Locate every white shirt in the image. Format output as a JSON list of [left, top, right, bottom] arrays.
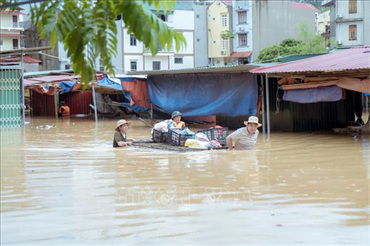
[[228, 127, 259, 150]]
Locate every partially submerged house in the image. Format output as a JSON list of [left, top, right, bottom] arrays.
[[128, 64, 261, 127], [250, 46, 370, 132]]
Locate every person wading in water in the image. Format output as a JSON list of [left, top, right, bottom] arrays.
[[113, 119, 135, 147]]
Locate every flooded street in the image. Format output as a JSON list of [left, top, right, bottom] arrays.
[[1, 117, 369, 245]]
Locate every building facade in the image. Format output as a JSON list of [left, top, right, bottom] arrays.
[[0, 7, 25, 51], [323, 0, 370, 48], [122, 2, 195, 73], [317, 10, 331, 34], [231, 0, 253, 64], [179, 0, 210, 67], [251, 1, 319, 62], [207, 0, 232, 66]]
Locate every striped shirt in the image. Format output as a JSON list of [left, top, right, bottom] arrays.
[[228, 127, 259, 150]]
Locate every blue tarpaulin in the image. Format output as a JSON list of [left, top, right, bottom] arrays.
[[147, 73, 258, 117], [283, 86, 343, 103], [97, 77, 122, 91], [60, 81, 76, 94]]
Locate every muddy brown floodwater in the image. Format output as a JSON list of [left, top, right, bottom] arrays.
[[1, 117, 369, 245]]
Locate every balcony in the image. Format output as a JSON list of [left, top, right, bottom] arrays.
[[143, 45, 174, 55]]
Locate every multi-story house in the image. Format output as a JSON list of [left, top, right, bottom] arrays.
[[207, 0, 233, 66], [323, 0, 370, 48], [317, 10, 331, 34], [121, 2, 195, 73], [231, 0, 253, 65], [32, 2, 194, 73], [251, 1, 319, 62], [209, 0, 319, 65], [0, 7, 25, 51], [179, 0, 209, 67]]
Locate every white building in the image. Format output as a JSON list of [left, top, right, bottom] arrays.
[[58, 2, 195, 73], [0, 7, 25, 51], [121, 2, 195, 73]]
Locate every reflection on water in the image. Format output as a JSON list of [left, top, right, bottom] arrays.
[[1, 117, 369, 245]]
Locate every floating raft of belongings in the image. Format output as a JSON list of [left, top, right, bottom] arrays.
[[132, 139, 228, 152]]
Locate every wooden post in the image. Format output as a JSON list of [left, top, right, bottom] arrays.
[[92, 84, 98, 122], [265, 73, 270, 136], [20, 51, 25, 126], [54, 85, 58, 119], [260, 74, 266, 135], [150, 103, 153, 120]]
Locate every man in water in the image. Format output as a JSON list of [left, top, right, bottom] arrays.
[[226, 116, 262, 150]]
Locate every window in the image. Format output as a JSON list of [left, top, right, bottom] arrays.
[[153, 61, 161, 70], [130, 61, 137, 71], [0, 40, 3, 45], [12, 15, 18, 27], [99, 59, 104, 72], [349, 25, 357, 40], [12, 39, 18, 49], [222, 39, 228, 50], [174, 57, 183, 64], [221, 14, 227, 27], [349, 0, 357, 13], [238, 33, 247, 46], [65, 64, 71, 69], [130, 34, 137, 46], [238, 11, 247, 24]]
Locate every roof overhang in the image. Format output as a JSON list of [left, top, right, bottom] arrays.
[[127, 64, 259, 76], [0, 46, 51, 56], [230, 51, 252, 58]]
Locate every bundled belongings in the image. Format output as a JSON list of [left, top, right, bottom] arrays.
[[152, 120, 171, 143], [169, 127, 195, 146], [184, 132, 223, 150]]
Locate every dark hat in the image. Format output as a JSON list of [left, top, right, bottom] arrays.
[[171, 111, 182, 119], [60, 101, 66, 106]]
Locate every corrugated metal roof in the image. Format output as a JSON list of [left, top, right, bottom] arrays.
[[24, 70, 74, 77], [127, 64, 259, 76], [250, 47, 370, 74]]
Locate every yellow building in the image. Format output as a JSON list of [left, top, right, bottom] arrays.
[[207, 0, 232, 66], [317, 10, 330, 34]]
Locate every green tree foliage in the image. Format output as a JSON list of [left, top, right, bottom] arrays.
[[0, 0, 186, 85], [220, 30, 234, 40], [256, 22, 328, 63]]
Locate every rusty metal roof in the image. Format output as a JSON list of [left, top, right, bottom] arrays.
[[250, 47, 370, 75]]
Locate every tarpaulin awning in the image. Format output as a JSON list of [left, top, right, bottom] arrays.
[[60, 81, 76, 94], [147, 73, 258, 117], [283, 86, 343, 103], [230, 51, 252, 58], [119, 77, 150, 110], [336, 78, 370, 94], [281, 78, 370, 93], [97, 76, 122, 91]]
